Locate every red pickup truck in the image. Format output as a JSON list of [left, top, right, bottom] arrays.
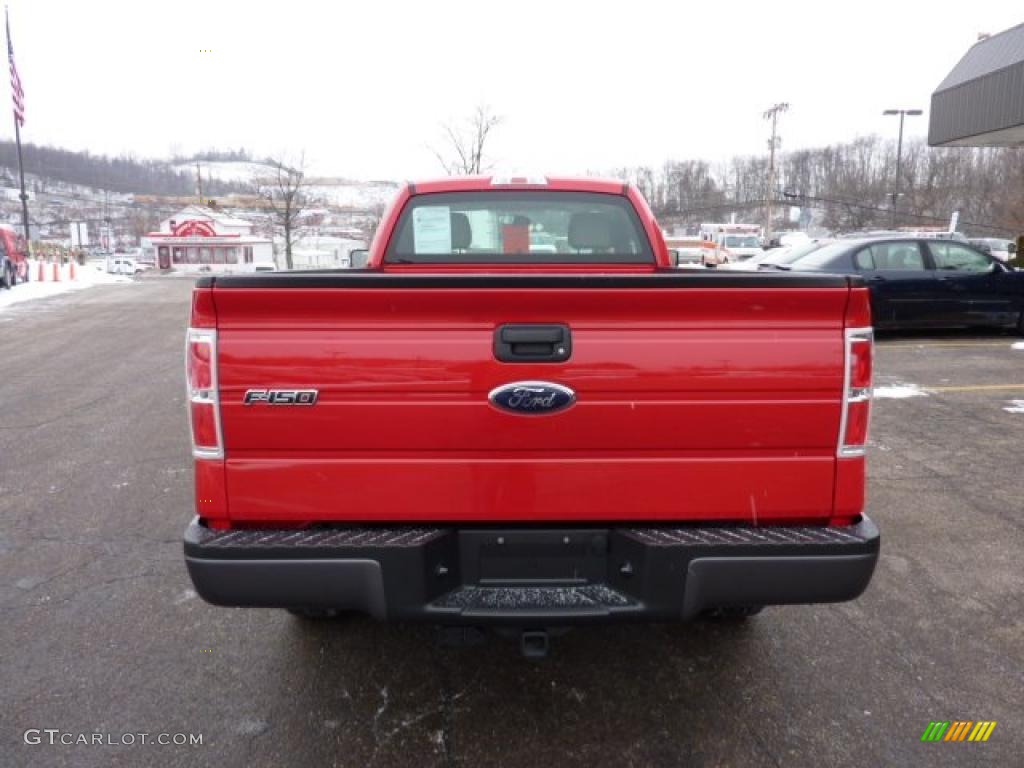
[[184, 176, 878, 651], [0, 225, 30, 288]]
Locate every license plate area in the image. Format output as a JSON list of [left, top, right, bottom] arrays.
[[458, 529, 609, 586]]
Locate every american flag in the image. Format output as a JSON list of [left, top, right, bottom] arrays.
[[6, 11, 23, 126]]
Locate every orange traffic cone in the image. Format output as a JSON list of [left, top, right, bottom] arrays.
[[69, 261, 77, 280], [52, 262, 60, 281], [37, 261, 44, 281]]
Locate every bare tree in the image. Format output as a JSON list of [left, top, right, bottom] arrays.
[[128, 207, 159, 241], [433, 105, 502, 176], [253, 155, 307, 270]]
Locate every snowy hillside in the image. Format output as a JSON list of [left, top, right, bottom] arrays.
[[171, 161, 274, 184], [305, 179, 398, 209], [176, 161, 399, 209]]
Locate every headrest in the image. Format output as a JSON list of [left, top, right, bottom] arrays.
[[568, 212, 612, 250], [451, 212, 472, 250]]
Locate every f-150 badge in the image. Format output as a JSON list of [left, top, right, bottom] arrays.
[[243, 389, 319, 405], [488, 382, 575, 415]]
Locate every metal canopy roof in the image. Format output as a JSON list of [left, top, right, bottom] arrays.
[[929, 23, 1024, 147]]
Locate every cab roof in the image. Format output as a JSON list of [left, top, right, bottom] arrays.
[[407, 176, 629, 195]]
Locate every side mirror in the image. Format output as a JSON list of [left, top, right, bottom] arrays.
[[668, 249, 680, 267], [349, 249, 369, 269], [1008, 243, 1017, 255]]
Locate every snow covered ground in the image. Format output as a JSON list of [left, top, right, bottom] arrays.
[[0, 261, 133, 312], [873, 383, 928, 399]]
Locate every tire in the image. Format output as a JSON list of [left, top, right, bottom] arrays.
[[1, 263, 11, 290], [702, 605, 764, 621], [1016, 312, 1024, 336]]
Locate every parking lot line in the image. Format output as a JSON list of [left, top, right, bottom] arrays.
[[925, 383, 1024, 393]]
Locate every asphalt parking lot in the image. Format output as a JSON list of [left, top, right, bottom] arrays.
[[1, 278, 1021, 767]]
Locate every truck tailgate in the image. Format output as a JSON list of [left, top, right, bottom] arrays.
[[210, 274, 852, 524]]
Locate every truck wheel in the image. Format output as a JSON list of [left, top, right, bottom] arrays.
[[1016, 312, 1024, 336], [286, 607, 353, 620], [702, 605, 764, 620], [1, 264, 11, 290]]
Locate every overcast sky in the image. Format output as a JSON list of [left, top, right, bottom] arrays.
[[7, 1, 1022, 179]]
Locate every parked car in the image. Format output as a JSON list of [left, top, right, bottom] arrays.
[[182, 175, 880, 654], [967, 238, 1016, 263], [0, 225, 29, 287], [107, 257, 145, 275], [665, 238, 712, 267], [789, 237, 1024, 332], [719, 246, 790, 270], [664, 237, 727, 266], [722, 239, 832, 271]]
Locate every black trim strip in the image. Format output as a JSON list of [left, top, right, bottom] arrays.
[[203, 271, 862, 289], [388, 252, 653, 264]]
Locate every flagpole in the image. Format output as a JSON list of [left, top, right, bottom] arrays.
[[6, 6, 29, 244], [13, 98, 29, 243]]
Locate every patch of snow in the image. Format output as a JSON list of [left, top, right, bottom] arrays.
[[235, 719, 269, 737], [873, 384, 928, 399], [1003, 400, 1024, 414], [1012, 342, 1024, 351], [0, 261, 133, 312]]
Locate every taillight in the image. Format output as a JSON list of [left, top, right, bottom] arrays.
[[839, 327, 873, 457], [186, 328, 223, 459]]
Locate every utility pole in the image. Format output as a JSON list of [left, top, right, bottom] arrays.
[[196, 161, 203, 205], [6, 8, 30, 248], [883, 109, 922, 228], [102, 189, 109, 252], [763, 102, 789, 243]]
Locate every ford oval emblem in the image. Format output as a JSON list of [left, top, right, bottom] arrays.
[[488, 381, 576, 415]]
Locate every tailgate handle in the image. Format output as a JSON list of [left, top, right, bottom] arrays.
[[495, 324, 572, 362]]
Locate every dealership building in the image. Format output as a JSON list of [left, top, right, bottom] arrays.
[[930, 23, 1024, 148], [142, 205, 274, 273]]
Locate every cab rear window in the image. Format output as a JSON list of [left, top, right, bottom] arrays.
[[385, 191, 653, 264]]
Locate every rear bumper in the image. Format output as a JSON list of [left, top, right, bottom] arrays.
[[184, 516, 879, 624]]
